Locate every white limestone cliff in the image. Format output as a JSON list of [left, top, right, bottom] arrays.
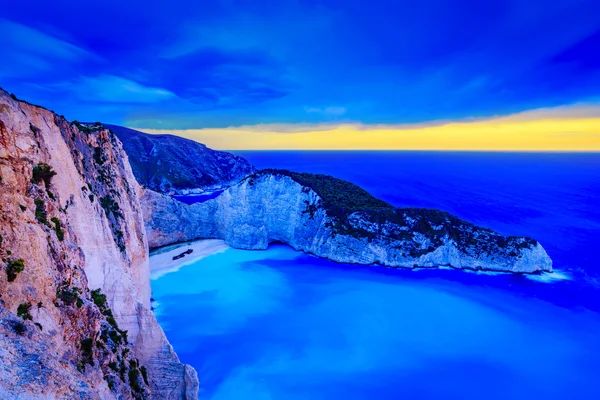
[[0, 90, 198, 399], [143, 173, 552, 274]]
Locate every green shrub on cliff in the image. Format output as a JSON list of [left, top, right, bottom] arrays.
[[56, 284, 81, 306], [50, 217, 64, 241], [17, 302, 32, 320], [34, 199, 49, 225], [72, 121, 104, 135], [99, 195, 123, 219], [252, 169, 392, 236], [6, 258, 25, 282], [31, 163, 57, 186], [253, 169, 537, 256], [256, 169, 392, 214], [80, 338, 95, 366], [128, 361, 142, 392], [91, 289, 107, 309], [93, 146, 107, 165], [12, 321, 26, 335], [140, 365, 149, 385]]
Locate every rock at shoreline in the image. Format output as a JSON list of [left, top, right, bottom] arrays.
[[143, 170, 552, 274]]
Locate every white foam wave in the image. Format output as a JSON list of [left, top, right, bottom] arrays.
[[526, 269, 572, 283]]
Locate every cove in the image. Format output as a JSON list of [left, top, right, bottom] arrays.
[[150, 243, 600, 400]]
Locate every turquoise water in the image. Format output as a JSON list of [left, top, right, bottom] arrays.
[[152, 152, 600, 399], [152, 246, 600, 399]]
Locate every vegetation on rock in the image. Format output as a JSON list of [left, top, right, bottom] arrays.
[[6, 258, 25, 282], [99, 196, 126, 252], [80, 338, 95, 366], [50, 217, 64, 241], [140, 365, 149, 386], [91, 289, 128, 344], [99, 195, 123, 219], [11, 321, 26, 335], [17, 302, 32, 320], [128, 360, 142, 392], [72, 121, 104, 135], [257, 169, 392, 213], [93, 146, 107, 165], [34, 199, 49, 225], [91, 289, 107, 308], [56, 283, 82, 306], [31, 163, 57, 186], [251, 169, 537, 258]]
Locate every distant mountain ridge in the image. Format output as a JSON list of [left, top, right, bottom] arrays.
[[107, 125, 255, 194]]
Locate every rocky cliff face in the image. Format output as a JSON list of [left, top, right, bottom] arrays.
[[0, 90, 198, 399], [108, 124, 255, 194], [143, 171, 552, 274]]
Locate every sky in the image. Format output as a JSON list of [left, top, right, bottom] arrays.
[[2, 0, 600, 150]]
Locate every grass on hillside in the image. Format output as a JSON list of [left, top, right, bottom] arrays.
[[250, 169, 536, 256]]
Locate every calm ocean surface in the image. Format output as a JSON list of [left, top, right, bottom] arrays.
[[151, 152, 600, 399]]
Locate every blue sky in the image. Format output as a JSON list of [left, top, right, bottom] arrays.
[[1, 0, 600, 129]]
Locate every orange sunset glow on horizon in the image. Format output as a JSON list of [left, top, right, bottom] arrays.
[[139, 105, 600, 151]]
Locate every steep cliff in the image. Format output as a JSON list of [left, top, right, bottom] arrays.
[[143, 170, 552, 273], [0, 90, 197, 399], [108, 124, 254, 194]]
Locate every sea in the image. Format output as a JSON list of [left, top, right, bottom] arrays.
[[150, 151, 600, 399]]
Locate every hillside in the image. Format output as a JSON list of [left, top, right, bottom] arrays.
[[108, 125, 254, 194], [251, 169, 538, 258]]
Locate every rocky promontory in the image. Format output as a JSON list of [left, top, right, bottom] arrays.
[[143, 170, 552, 274]]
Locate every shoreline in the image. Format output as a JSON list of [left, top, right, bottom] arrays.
[[149, 239, 229, 279], [148, 239, 562, 283]]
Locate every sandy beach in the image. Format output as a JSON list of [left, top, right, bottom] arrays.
[[149, 239, 229, 280]]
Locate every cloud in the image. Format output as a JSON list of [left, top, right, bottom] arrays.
[[51, 75, 177, 104], [137, 103, 600, 151], [0, 18, 101, 80], [499, 102, 600, 121], [122, 47, 292, 110], [79, 75, 175, 104], [305, 107, 347, 116], [219, 123, 343, 134], [2, 1, 600, 128]]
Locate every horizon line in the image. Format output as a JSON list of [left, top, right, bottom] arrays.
[[138, 112, 600, 151], [222, 149, 600, 153]]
